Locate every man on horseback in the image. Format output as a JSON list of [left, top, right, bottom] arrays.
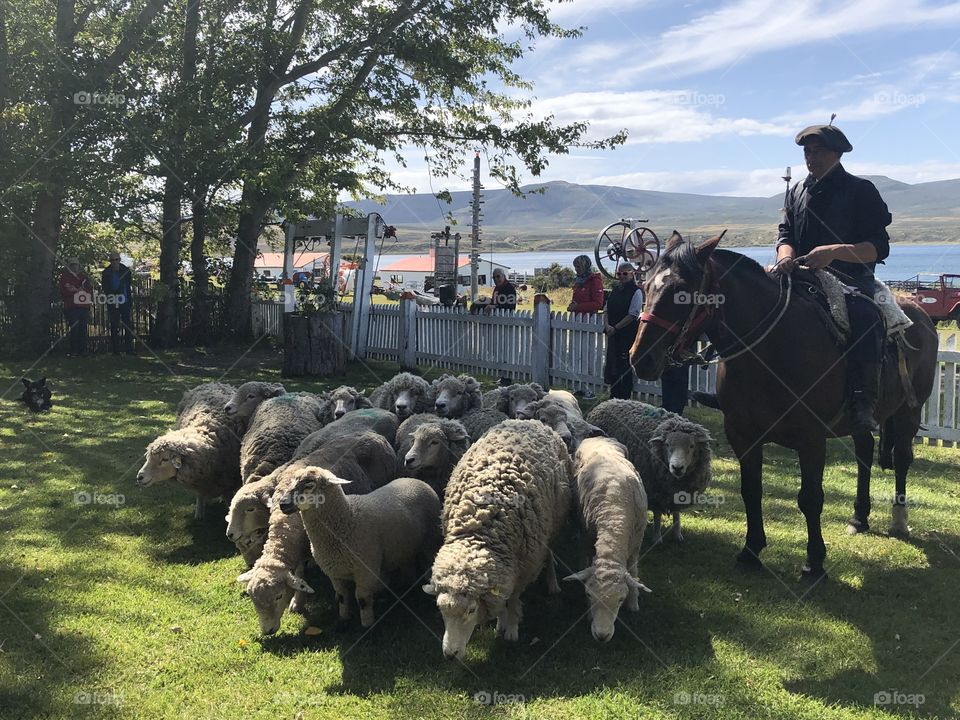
[[771, 123, 892, 434]]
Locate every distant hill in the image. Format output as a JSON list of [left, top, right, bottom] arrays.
[[349, 176, 960, 250]]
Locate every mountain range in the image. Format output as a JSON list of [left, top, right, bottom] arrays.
[[349, 176, 960, 250]]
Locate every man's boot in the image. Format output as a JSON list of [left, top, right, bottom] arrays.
[[850, 361, 880, 434]]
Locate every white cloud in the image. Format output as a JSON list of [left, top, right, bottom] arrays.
[[528, 90, 789, 144], [623, 0, 960, 79]]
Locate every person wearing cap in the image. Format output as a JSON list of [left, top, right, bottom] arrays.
[[490, 269, 517, 312], [101, 252, 134, 354], [771, 123, 892, 433], [603, 263, 644, 399], [567, 255, 605, 314], [58, 257, 93, 355]]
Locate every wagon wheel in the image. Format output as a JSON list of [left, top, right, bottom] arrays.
[[594, 221, 634, 279], [623, 226, 660, 272]]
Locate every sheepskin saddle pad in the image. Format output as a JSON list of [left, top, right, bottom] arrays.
[[792, 270, 913, 346]]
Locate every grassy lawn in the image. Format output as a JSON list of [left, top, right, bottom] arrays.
[[1, 347, 959, 719]]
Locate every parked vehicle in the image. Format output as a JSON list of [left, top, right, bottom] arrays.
[[888, 274, 960, 326]]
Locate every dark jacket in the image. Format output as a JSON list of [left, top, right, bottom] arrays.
[[101, 264, 133, 305], [606, 280, 641, 346], [571, 272, 605, 313], [491, 280, 517, 311], [776, 164, 891, 286]]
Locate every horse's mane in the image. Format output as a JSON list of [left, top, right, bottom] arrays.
[[661, 243, 770, 283]]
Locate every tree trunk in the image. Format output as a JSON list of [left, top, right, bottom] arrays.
[[153, 175, 182, 347], [18, 185, 64, 351], [283, 313, 346, 377], [189, 186, 210, 342]]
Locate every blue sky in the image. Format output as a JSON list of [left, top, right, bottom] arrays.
[[388, 0, 960, 197]]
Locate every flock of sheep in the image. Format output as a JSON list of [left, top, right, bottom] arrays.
[[135, 372, 713, 657]]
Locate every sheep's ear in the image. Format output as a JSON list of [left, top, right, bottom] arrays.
[[267, 383, 286, 397], [448, 426, 470, 444], [285, 572, 315, 593], [563, 568, 593, 583], [531, 383, 546, 398], [37, 377, 46, 386], [356, 393, 373, 409], [587, 424, 606, 438], [649, 434, 664, 446], [327, 475, 351, 485], [627, 577, 653, 594], [422, 583, 438, 595], [236, 570, 254, 583], [21, 378, 30, 388]]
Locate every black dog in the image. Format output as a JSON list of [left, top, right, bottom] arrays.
[[20, 377, 52, 412]]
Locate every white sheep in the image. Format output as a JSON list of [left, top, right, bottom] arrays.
[[484, 383, 583, 420], [224, 381, 287, 421], [236, 504, 313, 636], [520, 397, 604, 452], [369, 372, 433, 420], [401, 418, 471, 499], [294, 408, 399, 458], [424, 420, 572, 659], [137, 383, 245, 519], [565, 436, 651, 642], [226, 431, 396, 564], [432, 374, 483, 418], [239, 392, 327, 483], [586, 399, 713, 543], [275, 468, 442, 628]]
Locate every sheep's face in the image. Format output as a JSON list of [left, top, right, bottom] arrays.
[[433, 375, 479, 417], [653, 429, 699, 478], [330, 387, 363, 419], [275, 468, 346, 514], [137, 440, 186, 486], [521, 402, 573, 450], [508, 388, 542, 418], [238, 567, 314, 636], [224, 382, 285, 419], [427, 590, 492, 660], [565, 564, 648, 642], [393, 387, 422, 419], [405, 423, 468, 474], [225, 492, 270, 544]]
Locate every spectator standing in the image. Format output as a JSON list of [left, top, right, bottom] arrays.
[[490, 269, 517, 311], [101, 252, 134, 355], [567, 254, 604, 314], [58, 257, 93, 356], [603, 263, 643, 399]]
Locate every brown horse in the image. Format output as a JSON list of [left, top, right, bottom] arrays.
[[630, 232, 938, 579]]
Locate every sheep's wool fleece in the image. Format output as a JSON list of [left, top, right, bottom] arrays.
[[438, 420, 571, 594]]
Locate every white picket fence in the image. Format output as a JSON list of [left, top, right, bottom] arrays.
[[254, 299, 960, 445]]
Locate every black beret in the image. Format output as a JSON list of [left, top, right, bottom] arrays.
[[795, 124, 852, 153]]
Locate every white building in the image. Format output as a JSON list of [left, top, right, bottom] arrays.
[[380, 253, 511, 292]]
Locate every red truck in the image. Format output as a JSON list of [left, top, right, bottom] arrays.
[[888, 274, 960, 326]]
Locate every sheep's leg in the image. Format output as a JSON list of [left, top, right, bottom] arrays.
[[354, 565, 384, 628], [193, 497, 205, 521], [652, 513, 663, 544], [544, 552, 561, 595], [330, 578, 353, 620], [626, 553, 640, 612], [671, 511, 684, 542], [496, 594, 522, 642]]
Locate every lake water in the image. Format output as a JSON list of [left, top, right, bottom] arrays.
[[379, 244, 960, 280]]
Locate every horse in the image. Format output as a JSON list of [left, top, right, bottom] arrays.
[[629, 232, 938, 579]]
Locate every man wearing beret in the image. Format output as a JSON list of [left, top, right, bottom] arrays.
[[771, 123, 892, 434]]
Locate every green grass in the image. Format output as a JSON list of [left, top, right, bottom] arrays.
[[1, 348, 959, 719]]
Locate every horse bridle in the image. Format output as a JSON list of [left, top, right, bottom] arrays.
[[640, 258, 793, 366]]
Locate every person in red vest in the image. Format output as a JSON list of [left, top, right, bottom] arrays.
[[567, 254, 604, 314], [58, 257, 93, 355]]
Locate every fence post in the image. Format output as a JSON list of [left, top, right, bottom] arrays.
[[398, 293, 418, 371], [532, 294, 551, 387]]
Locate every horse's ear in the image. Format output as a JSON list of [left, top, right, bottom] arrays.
[[666, 231, 684, 250], [694, 229, 726, 265]]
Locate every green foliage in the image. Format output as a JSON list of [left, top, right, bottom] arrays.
[[532, 262, 576, 290]]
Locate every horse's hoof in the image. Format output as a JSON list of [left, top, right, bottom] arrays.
[[889, 505, 909, 538], [735, 548, 764, 571], [847, 519, 869, 535], [800, 564, 827, 583]]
